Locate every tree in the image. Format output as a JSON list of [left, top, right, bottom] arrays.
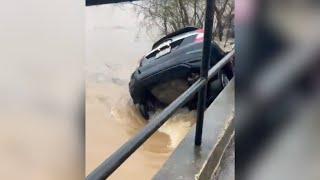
[[132, 0, 234, 47]]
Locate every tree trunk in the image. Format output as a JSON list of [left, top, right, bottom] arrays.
[[178, 0, 190, 26]]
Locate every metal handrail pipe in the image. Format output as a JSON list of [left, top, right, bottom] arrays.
[[86, 0, 137, 6]]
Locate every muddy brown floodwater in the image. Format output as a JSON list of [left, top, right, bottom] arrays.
[[86, 3, 196, 180]]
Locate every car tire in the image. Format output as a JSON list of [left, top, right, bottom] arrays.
[[138, 104, 149, 119], [219, 71, 230, 88], [206, 70, 231, 106], [207, 77, 223, 105]]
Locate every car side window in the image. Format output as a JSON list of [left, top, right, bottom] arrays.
[[181, 35, 196, 46], [170, 39, 184, 50]]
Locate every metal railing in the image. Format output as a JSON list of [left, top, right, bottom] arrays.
[[87, 50, 234, 179], [87, 0, 234, 179], [86, 0, 137, 6]]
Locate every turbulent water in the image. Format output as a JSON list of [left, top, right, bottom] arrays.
[[86, 4, 196, 179]]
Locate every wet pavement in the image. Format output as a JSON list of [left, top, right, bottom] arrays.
[[212, 138, 235, 180]]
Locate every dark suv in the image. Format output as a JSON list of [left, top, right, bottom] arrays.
[[129, 27, 233, 119]]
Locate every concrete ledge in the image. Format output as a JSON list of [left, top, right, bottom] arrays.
[[210, 134, 234, 180], [153, 79, 234, 180], [198, 119, 234, 180]]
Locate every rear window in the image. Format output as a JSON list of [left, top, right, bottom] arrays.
[[145, 39, 183, 59], [145, 50, 158, 59], [145, 34, 196, 59]]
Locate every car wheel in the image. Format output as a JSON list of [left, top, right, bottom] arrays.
[[220, 72, 230, 88], [138, 104, 149, 119], [207, 78, 222, 105]]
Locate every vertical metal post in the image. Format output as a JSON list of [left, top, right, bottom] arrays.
[[195, 0, 215, 146]]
